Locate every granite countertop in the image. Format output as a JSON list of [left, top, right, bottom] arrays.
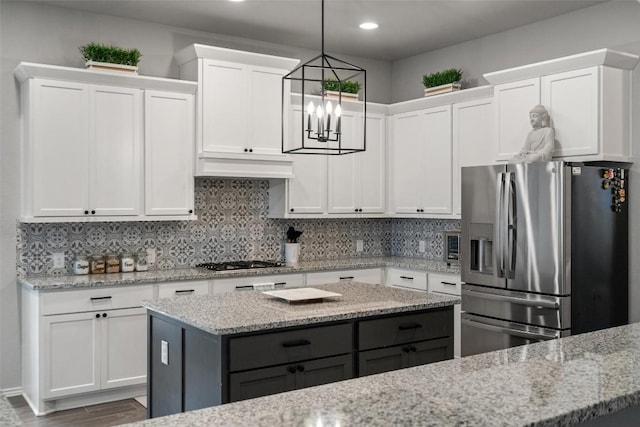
[[123, 322, 640, 427], [143, 282, 459, 335], [18, 256, 460, 291]]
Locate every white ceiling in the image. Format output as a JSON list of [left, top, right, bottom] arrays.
[[27, 0, 607, 61]]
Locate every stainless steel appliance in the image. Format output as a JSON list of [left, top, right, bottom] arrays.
[[444, 230, 460, 265], [196, 260, 283, 271], [461, 161, 628, 357]]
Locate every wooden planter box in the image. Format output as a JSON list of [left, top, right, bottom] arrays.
[[424, 82, 461, 97], [325, 90, 359, 101], [85, 60, 138, 74]]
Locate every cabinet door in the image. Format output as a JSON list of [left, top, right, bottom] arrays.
[[31, 79, 89, 217], [420, 105, 452, 214], [327, 110, 360, 214], [408, 338, 453, 367], [494, 78, 540, 160], [541, 67, 599, 158], [358, 345, 408, 377], [228, 364, 296, 403], [101, 308, 147, 389], [145, 90, 195, 216], [249, 66, 288, 155], [90, 85, 142, 216], [43, 312, 100, 398], [390, 112, 422, 214], [359, 113, 386, 213], [452, 97, 495, 215], [296, 354, 353, 389], [201, 60, 247, 153]]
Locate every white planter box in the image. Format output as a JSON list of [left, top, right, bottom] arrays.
[[424, 82, 461, 97], [325, 90, 359, 101], [85, 60, 138, 74]]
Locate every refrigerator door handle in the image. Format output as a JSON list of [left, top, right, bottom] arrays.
[[462, 288, 560, 309], [461, 318, 561, 341], [495, 173, 506, 277], [505, 172, 516, 278]]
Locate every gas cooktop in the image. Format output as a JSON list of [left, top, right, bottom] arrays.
[[196, 260, 283, 271]]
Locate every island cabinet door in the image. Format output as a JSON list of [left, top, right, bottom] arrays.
[[228, 364, 296, 403], [357, 346, 408, 377], [294, 354, 354, 390], [408, 338, 453, 368]]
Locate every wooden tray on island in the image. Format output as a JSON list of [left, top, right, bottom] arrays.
[[262, 288, 342, 304]]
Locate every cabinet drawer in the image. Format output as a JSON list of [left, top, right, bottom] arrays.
[[212, 274, 305, 294], [228, 323, 352, 372], [385, 268, 427, 292], [305, 269, 381, 286], [41, 285, 153, 315], [358, 309, 453, 351], [428, 273, 461, 296], [157, 280, 209, 299]]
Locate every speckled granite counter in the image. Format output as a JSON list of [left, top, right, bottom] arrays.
[[18, 257, 459, 291], [124, 322, 640, 427], [142, 282, 459, 335]]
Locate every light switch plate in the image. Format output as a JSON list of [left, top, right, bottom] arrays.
[[419, 241, 426, 253], [161, 340, 169, 365], [356, 240, 363, 252], [53, 253, 65, 268]]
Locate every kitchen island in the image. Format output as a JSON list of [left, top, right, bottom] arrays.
[[143, 282, 458, 418], [129, 320, 640, 427]]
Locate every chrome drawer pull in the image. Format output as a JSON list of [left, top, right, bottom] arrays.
[[281, 339, 311, 348], [398, 322, 422, 330], [400, 276, 414, 280], [90, 296, 112, 302], [175, 289, 194, 294]]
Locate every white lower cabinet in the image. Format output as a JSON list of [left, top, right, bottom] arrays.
[[156, 280, 210, 299], [427, 272, 461, 358], [22, 285, 153, 415], [212, 274, 305, 294], [305, 269, 382, 286], [385, 268, 428, 292]]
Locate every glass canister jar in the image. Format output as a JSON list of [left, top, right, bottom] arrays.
[[135, 251, 148, 272], [120, 253, 135, 273], [105, 254, 120, 273], [89, 255, 105, 274], [72, 255, 89, 275]]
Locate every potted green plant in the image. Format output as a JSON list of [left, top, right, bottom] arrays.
[[79, 42, 142, 74], [323, 79, 361, 100], [422, 68, 462, 97]]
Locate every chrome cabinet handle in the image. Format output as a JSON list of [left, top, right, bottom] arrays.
[[462, 289, 560, 309], [461, 318, 559, 341]]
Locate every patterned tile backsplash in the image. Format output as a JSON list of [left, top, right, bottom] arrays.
[[17, 178, 460, 276]]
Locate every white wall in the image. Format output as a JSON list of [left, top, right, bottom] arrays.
[[391, 0, 640, 324], [0, 1, 391, 393]]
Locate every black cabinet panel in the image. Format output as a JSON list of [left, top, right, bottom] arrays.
[[411, 338, 452, 367], [184, 329, 221, 411], [296, 354, 353, 389], [228, 323, 352, 372], [358, 308, 453, 351], [358, 346, 407, 377], [229, 364, 296, 402], [149, 316, 182, 419]]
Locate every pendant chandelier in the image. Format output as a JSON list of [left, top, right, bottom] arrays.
[[282, 0, 366, 155]]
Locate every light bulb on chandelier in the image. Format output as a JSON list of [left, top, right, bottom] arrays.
[[305, 99, 342, 143]]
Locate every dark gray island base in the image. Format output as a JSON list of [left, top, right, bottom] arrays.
[[144, 282, 458, 418]]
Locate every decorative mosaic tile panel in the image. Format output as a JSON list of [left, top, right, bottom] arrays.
[[17, 178, 456, 276]]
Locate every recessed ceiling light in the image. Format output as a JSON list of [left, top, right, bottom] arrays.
[[359, 22, 378, 30]]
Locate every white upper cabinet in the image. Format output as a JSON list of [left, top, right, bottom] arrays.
[[144, 90, 195, 216], [328, 112, 385, 214], [485, 49, 639, 163], [175, 44, 300, 178], [15, 62, 197, 222], [390, 105, 452, 216]]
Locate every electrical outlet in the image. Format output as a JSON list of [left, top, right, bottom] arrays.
[[161, 340, 169, 365], [419, 240, 426, 253], [147, 248, 156, 265], [356, 240, 364, 252], [52, 252, 65, 268]]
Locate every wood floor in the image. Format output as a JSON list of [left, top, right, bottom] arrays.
[[7, 396, 147, 426]]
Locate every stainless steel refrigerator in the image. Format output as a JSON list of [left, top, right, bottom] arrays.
[[461, 161, 628, 357]]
